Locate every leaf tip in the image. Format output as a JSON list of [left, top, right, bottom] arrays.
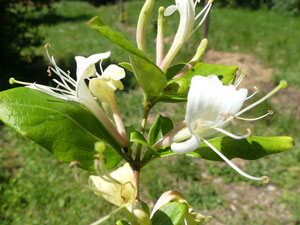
[[86, 16, 99, 26]]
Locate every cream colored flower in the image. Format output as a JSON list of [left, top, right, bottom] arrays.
[[89, 163, 136, 206], [89, 64, 126, 104]]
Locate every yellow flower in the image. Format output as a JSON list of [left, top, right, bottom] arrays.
[[89, 163, 136, 206]]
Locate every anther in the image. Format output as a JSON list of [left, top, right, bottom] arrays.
[[47, 66, 52, 77], [220, 113, 234, 121], [262, 175, 269, 184], [68, 161, 82, 168], [44, 43, 51, 49], [247, 128, 252, 137], [268, 110, 274, 115], [254, 86, 259, 93]]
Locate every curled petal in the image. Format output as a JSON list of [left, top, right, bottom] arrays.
[[89, 163, 136, 206], [75, 52, 111, 80], [171, 135, 201, 154], [102, 64, 126, 80], [164, 4, 177, 16]]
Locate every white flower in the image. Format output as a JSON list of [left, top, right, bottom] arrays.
[[11, 45, 128, 146], [170, 75, 285, 181], [160, 0, 213, 70], [89, 162, 151, 225], [89, 163, 137, 206], [89, 64, 128, 140], [89, 64, 126, 104]]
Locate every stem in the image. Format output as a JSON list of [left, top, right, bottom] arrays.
[[134, 166, 140, 202], [135, 101, 151, 162], [133, 98, 152, 202]]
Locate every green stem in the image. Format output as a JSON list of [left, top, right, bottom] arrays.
[[133, 98, 152, 202]]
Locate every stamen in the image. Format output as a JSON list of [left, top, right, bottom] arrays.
[[262, 175, 270, 184], [245, 86, 259, 100], [220, 113, 235, 121], [214, 127, 250, 139], [234, 70, 247, 88], [99, 59, 104, 74], [194, 3, 212, 32], [195, 0, 211, 21], [236, 81, 287, 117], [44, 43, 51, 49], [194, 0, 198, 9], [201, 137, 264, 181], [236, 110, 273, 121]]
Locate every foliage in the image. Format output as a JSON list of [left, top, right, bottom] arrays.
[[0, 0, 56, 91], [0, 0, 298, 225]]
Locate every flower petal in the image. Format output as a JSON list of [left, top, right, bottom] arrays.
[[164, 5, 177, 16], [102, 64, 126, 80], [171, 135, 201, 154], [75, 52, 111, 80], [89, 163, 136, 206], [186, 75, 248, 133], [89, 78, 115, 103]]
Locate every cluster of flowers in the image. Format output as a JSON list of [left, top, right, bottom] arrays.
[[10, 0, 287, 224]]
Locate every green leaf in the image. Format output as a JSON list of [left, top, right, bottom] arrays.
[[87, 16, 167, 98], [159, 62, 238, 103], [87, 16, 148, 62], [166, 63, 185, 80], [119, 62, 133, 73], [148, 115, 174, 146], [129, 55, 167, 98], [130, 131, 156, 152], [184, 62, 238, 85], [151, 202, 187, 225], [0, 88, 123, 170], [159, 136, 294, 161]]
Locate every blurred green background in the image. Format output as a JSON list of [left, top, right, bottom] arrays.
[[0, 0, 300, 224]]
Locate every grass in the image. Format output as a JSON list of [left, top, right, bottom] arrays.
[[1, 0, 300, 224]]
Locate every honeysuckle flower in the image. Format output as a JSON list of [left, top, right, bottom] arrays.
[[89, 163, 136, 207], [158, 75, 286, 181], [89, 64, 127, 140], [10, 45, 128, 146], [160, 0, 213, 71], [89, 64, 125, 104], [89, 160, 151, 225], [151, 190, 211, 225]]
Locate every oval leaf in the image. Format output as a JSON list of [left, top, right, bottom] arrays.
[[130, 54, 167, 98], [159, 136, 294, 161], [184, 62, 238, 85], [0, 88, 123, 170], [151, 202, 187, 225], [148, 115, 174, 146]]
